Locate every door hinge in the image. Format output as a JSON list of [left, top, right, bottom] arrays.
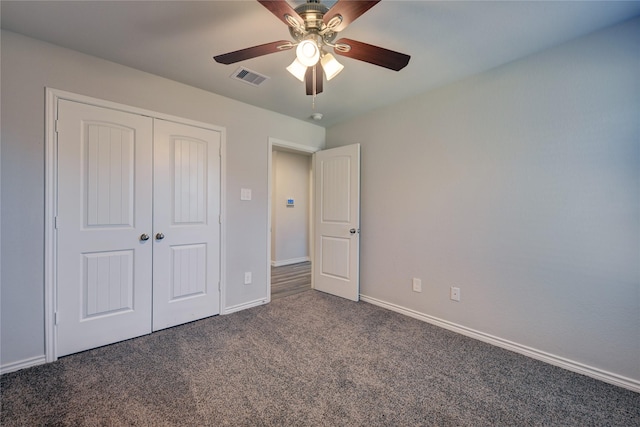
[[55, 120, 60, 133], [219, 215, 222, 224], [54, 312, 59, 325], [54, 216, 59, 229]]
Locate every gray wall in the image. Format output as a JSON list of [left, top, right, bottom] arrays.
[[271, 150, 311, 265], [326, 18, 639, 382], [0, 30, 325, 367]]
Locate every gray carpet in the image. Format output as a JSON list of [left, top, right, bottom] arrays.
[[1, 291, 638, 426]]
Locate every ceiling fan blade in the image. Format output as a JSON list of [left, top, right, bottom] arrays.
[[305, 64, 324, 96], [333, 38, 410, 71], [323, 0, 380, 32], [213, 40, 293, 65], [257, 0, 304, 29]]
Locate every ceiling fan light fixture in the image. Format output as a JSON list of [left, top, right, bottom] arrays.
[[296, 39, 320, 67], [321, 53, 344, 81], [286, 58, 307, 82], [214, 0, 410, 96]]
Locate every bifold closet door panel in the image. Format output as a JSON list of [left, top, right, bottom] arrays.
[[56, 100, 154, 357], [152, 119, 222, 331]]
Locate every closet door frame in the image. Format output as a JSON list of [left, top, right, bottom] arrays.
[[44, 88, 227, 362]]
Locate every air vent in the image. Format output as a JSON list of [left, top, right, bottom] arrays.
[[231, 67, 269, 87]]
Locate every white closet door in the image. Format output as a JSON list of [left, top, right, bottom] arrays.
[[152, 119, 221, 331], [56, 100, 153, 357]]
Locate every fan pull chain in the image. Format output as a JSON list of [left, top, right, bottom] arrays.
[[312, 65, 317, 110]]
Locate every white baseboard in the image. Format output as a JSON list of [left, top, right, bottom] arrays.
[[360, 294, 640, 393], [1, 355, 47, 375], [222, 298, 268, 315], [271, 257, 310, 267]]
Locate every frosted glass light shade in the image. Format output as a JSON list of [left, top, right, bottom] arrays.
[[321, 53, 344, 81], [286, 58, 307, 82], [296, 39, 320, 67]]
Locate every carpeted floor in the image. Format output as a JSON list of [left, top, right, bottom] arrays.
[[1, 291, 638, 426]]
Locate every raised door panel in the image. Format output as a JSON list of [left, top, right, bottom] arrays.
[[319, 236, 351, 281], [170, 244, 207, 299], [174, 138, 207, 224], [85, 123, 134, 227], [83, 250, 134, 317], [320, 155, 351, 223]]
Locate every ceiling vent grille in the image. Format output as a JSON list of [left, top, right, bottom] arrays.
[[231, 67, 269, 87]]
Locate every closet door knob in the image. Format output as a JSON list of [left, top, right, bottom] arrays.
[[155, 233, 165, 240], [140, 233, 150, 241]]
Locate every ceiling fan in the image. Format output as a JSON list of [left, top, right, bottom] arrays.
[[213, 0, 411, 96]]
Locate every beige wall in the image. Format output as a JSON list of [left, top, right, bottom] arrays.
[[271, 150, 311, 265], [327, 18, 640, 384]]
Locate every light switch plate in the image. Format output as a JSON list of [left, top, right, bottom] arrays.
[[241, 188, 252, 201]]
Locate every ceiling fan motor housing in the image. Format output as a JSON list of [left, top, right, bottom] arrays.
[[289, 0, 337, 45]]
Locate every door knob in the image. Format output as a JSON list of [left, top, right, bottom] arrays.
[[350, 228, 357, 235], [140, 233, 150, 241], [155, 232, 165, 240]]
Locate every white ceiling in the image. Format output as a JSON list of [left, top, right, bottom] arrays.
[[2, 1, 639, 127]]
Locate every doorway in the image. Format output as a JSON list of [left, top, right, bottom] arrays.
[[267, 138, 318, 301]]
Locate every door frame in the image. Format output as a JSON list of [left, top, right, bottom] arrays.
[[44, 88, 227, 362], [267, 137, 320, 301]]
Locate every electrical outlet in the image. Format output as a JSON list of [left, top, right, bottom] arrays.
[[450, 286, 461, 302], [412, 278, 422, 293], [244, 272, 252, 285]]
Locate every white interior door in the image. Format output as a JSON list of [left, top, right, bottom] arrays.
[[313, 144, 360, 301], [56, 100, 153, 357], [152, 119, 221, 331]]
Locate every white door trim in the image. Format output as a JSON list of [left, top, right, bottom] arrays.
[[44, 88, 226, 361], [267, 137, 320, 302]]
